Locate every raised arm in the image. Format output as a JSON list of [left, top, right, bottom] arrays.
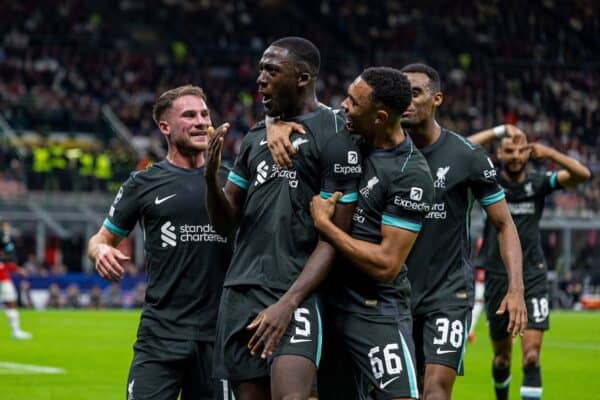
[[204, 123, 246, 235], [468, 124, 525, 146], [527, 142, 591, 188], [484, 200, 527, 337]]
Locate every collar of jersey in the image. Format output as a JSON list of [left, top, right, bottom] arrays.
[[160, 160, 205, 174], [416, 128, 448, 155], [371, 135, 412, 157]]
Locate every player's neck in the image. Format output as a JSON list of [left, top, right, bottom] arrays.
[[374, 122, 406, 149], [166, 150, 206, 169], [281, 92, 319, 120], [406, 119, 441, 149], [501, 169, 526, 183]]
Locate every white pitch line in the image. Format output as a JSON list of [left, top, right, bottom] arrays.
[[0, 361, 66, 374]]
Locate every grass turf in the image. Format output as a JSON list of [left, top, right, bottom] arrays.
[[0, 310, 598, 399]]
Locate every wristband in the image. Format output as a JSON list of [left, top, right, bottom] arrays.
[[493, 125, 507, 139]]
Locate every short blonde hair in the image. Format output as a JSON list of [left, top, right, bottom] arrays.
[[152, 85, 206, 125]]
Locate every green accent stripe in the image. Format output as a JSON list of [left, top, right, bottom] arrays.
[[398, 329, 419, 399], [332, 109, 339, 133], [227, 171, 249, 190], [401, 141, 414, 172], [381, 214, 421, 232], [494, 375, 512, 389], [479, 190, 505, 206], [449, 131, 475, 150], [457, 316, 468, 373], [315, 304, 323, 366], [103, 219, 128, 237], [549, 171, 558, 189], [320, 191, 358, 203]]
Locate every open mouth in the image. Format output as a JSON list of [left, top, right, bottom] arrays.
[[190, 130, 207, 137], [345, 118, 355, 132]]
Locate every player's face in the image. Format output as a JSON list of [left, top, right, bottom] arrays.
[[341, 77, 377, 138], [401, 72, 442, 127], [257, 46, 300, 117], [161, 95, 212, 154], [497, 138, 530, 175]]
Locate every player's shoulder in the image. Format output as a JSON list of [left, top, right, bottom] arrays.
[[444, 129, 485, 154], [302, 106, 348, 141]]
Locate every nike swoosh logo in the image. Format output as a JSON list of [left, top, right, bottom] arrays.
[[436, 348, 457, 355], [260, 139, 268, 146], [289, 336, 311, 344], [155, 194, 176, 205], [379, 376, 399, 389]]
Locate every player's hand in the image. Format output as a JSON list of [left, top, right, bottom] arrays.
[[93, 244, 130, 282], [246, 299, 296, 358], [505, 124, 527, 144], [266, 117, 306, 169], [310, 192, 341, 232], [205, 123, 230, 180], [496, 288, 527, 337], [525, 142, 553, 161]]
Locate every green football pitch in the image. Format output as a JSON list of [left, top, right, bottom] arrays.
[[0, 310, 598, 399]]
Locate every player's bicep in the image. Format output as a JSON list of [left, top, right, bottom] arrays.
[[330, 202, 355, 232], [483, 199, 514, 231], [223, 180, 247, 214], [380, 224, 419, 268]]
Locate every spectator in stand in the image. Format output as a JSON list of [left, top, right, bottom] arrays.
[[65, 283, 81, 308], [89, 284, 102, 309], [46, 282, 64, 309], [101, 282, 123, 309], [18, 279, 33, 308]]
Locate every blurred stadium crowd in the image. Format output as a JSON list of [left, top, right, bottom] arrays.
[[0, 0, 598, 213], [0, 1, 598, 307]]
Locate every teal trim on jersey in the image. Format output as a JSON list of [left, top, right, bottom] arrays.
[[399, 329, 419, 399], [494, 375, 512, 389], [457, 316, 469, 373], [320, 191, 358, 203], [332, 109, 339, 133], [227, 171, 249, 190], [465, 190, 474, 250], [449, 131, 475, 150], [103, 218, 128, 237], [479, 190, 505, 206], [315, 304, 323, 366], [520, 386, 543, 398], [549, 171, 558, 189], [401, 141, 414, 172], [382, 214, 422, 232]]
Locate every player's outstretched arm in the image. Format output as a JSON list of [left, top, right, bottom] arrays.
[[310, 193, 418, 282], [484, 200, 527, 337], [246, 194, 355, 359], [527, 142, 591, 188], [204, 123, 245, 235], [468, 124, 525, 146], [265, 117, 306, 169], [87, 227, 129, 282]]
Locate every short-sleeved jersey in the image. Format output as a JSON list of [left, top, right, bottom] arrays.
[[481, 171, 561, 285], [103, 161, 231, 341], [406, 129, 505, 314], [327, 136, 434, 317], [226, 106, 362, 290]]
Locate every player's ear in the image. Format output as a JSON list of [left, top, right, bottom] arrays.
[[374, 109, 388, 125], [158, 120, 170, 136], [298, 72, 311, 87], [433, 91, 443, 107]]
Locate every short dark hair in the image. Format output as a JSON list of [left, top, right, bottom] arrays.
[[400, 63, 441, 92], [360, 67, 412, 116], [270, 36, 320, 76], [152, 85, 206, 125]]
